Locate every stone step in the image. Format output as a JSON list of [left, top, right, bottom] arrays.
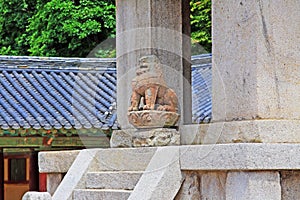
[[86, 171, 143, 190], [91, 147, 157, 171], [73, 189, 132, 200]]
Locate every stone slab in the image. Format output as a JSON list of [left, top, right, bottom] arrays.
[[226, 172, 280, 200], [129, 146, 182, 200], [281, 171, 300, 200], [22, 192, 51, 200], [180, 143, 300, 170], [94, 147, 157, 171], [86, 171, 142, 190], [180, 120, 300, 144], [39, 150, 80, 173], [216, 120, 300, 143], [73, 189, 131, 200]]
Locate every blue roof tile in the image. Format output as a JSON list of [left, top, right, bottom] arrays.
[[0, 54, 212, 131], [191, 54, 212, 123], [0, 57, 118, 131]]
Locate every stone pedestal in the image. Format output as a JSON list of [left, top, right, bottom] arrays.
[[110, 128, 180, 148], [212, 0, 300, 142], [116, 0, 191, 129]]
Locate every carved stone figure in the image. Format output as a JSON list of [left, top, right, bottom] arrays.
[[128, 55, 180, 128], [128, 55, 178, 112]]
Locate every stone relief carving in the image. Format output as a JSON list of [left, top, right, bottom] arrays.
[[128, 55, 180, 128]]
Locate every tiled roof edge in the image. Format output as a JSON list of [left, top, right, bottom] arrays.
[[1, 54, 212, 69], [0, 56, 116, 70], [191, 54, 212, 66]]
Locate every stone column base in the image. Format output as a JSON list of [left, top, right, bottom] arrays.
[[110, 128, 180, 148]]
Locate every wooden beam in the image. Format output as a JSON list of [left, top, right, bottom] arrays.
[[0, 136, 110, 148]]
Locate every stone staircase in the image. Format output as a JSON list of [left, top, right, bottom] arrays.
[[51, 147, 158, 200], [73, 171, 143, 199]]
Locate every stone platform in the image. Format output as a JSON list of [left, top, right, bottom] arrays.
[[38, 144, 300, 200]]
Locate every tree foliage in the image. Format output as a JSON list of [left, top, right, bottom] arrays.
[[0, 0, 36, 55], [190, 0, 212, 54], [26, 0, 115, 57], [0, 0, 115, 57], [0, 0, 211, 57]]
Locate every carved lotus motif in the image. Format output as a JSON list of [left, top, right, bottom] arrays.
[[128, 110, 180, 129]]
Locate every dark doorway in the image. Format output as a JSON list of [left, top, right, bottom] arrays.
[[3, 149, 38, 200]]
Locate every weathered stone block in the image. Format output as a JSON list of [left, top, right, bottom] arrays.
[[175, 171, 201, 200], [110, 130, 133, 148], [181, 120, 300, 144], [175, 171, 227, 200], [39, 150, 80, 173], [95, 147, 157, 171], [22, 192, 51, 200], [180, 144, 300, 170], [132, 128, 180, 147], [201, 172, 226, 200], [226, 172, 280, 200], [281, 171, 300, 200], [180, 124, 208, 145]]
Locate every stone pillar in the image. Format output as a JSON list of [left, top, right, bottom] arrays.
[[212, 0, 300, 143], [116, 0, 191, 129]]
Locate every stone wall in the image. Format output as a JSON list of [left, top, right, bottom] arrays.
[[176, 170, 300, 200]]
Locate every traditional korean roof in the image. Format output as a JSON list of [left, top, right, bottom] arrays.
[[0, 54, 212, 132], [0, 57, 117, 132]]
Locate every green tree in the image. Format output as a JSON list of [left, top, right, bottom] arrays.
[[26, 0, 115, 57], [0, 0, 36, 55], [0, 0, 210, 57], [190, 0, 212, 54]]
